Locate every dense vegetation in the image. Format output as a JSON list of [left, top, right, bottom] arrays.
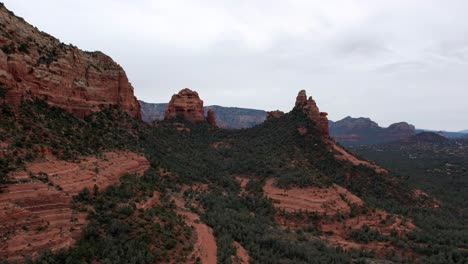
[[1, 100, 467, 263], [26, 171, 193, 264], [352, 138, 468, 263]]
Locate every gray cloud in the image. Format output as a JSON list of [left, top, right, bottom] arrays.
[[3, 0, 468, 130]]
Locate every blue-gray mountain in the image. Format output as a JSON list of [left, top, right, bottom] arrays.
[[328, 117, 416, 146], [139, 101, 267, 129], [140, 101, 467, 144]]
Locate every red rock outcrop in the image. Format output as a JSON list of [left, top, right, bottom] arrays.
[[266, 110, 285, 120], [294, 90, 330, 138], [263, 179, 363, 216], [206, 108, 217, 126], [164, 88, 219, 126], [164, 88, 205, 122], [0, 151, 149, 261], [0, 4, 141, 119]]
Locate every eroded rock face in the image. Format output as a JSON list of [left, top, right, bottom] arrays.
[[206, 108, 217, 126], [0, 4, 141, 119], [294, 90, 330, 138], [0, 151, 149, 261], [164, 88, 219, 126], [164, 88, 205, 122], [266, 110, 285, 120]]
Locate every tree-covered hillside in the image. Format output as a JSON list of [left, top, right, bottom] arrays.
[[1, 100, 467, 263]]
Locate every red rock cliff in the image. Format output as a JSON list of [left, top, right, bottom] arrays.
[[294, 90, 330, 138], [164, 88, 206, 122], [0, 4, 141, 119]]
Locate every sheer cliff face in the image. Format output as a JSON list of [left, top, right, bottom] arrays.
[[0, 4, 141, 119]]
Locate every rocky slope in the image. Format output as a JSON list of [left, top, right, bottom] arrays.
[[294, 90, 330, 138], [0, 4, 140, 119], [0, 3, 461, 262], [329, 116, 416, 145], [0, 151, 149, 261]]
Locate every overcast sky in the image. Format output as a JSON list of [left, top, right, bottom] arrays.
[[4, 0, 468, 131]]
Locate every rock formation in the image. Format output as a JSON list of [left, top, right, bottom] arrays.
[[164, 88, 218, 126], [206, 108, 217, 126], [295, 90, 308, 107], [0, 151, 149, 261], [141, 102, 266, 129], [0, 4, 141, 119], [387, 122, 416, 137], [294, 90, 330, 138], [266, 110, 285, 120], [329, 117, 379, 131], [164, 88, 206, 122]]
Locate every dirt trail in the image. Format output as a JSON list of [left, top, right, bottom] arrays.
[[0, 151, 149, 261], [172, 197, 217, 264], [232, 241, 249, 264]]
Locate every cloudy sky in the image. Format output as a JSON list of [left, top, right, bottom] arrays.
[[4, 0, 468, 131]]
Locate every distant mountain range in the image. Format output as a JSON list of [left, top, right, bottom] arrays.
[[399, 131, 451, 145], [328, 116, 416, 146], [139, 101, 267, 129], [415, 129, 467, 139], [140, 101, 467, 143]]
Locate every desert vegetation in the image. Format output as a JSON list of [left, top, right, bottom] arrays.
[[0, 100, 467, 263]]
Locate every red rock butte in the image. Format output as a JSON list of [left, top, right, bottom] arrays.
[[0, 4, 141, 119], [164, 88, 217, 125]]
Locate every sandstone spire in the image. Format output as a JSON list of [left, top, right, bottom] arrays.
[[294, 90, 330, 138], [295, 89, 308, 107]]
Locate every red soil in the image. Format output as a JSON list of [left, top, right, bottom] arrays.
[[172, 197, 217, 264], [10, 151, 149, 195], [0, 151, 149, 261], [332, 143, 387, 174], [321, 209, 416, 254], [263, 178, 416, 255], [235, 176, 250, 195], [263, 179, 363, 215], [232, 241, 250, 264]]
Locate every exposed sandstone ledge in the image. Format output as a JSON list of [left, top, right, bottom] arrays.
[[0, 151, 149, 261], [0, 4, 141, 119]]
